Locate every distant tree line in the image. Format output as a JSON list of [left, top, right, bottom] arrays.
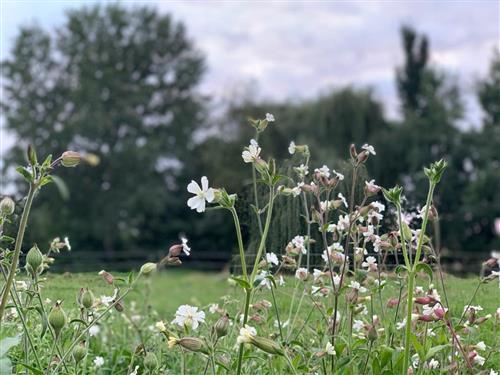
[[2, 5, 499, 269]]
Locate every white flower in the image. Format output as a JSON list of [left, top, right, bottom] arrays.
[[265, 113, 275, 122], [363, 225, 375, 238], [94, 356, 104, 367], [427, 358, 439, 369], [371, 201, 385, 212], [476, 341, 486, 351], [258, 271, 272, 289], [295, 267, 308, 281], [171, 305, 205, 330], [64, 236, 71, 250], [473, 352, 485, 366], [129, 365, 139, 375], [15, 280, 28, 291], [100, 295, 114, 307], [365, 179, 380, 191], [265, 252, 279, 266], [237, 324, 257, 344], [332, 170, 344, 180], [315, 165, 330, 178], [288, 141, 296, 154], [242, 140, 261, 163], [337, 215, 350, 231], [291, 183, 303, 197], [313, 269, 323, 282], [325, 341, 336, 355], [89, 325, 100, 337], [295, 164, 309, 177], [155, 321, 167, 332], [362, 256, 377, 271], [337, 193, 348, 208], [353, 319, 364, 332], [396, 318, 406, 330], [209, 304, 219, 314], [181, 237, 191, 256], [278, 275, 285, 286], [362, 144, 376, 155], [291, 235, 306, 254], [187, 176, 215, 213], [349, 280, 367, 293], [332, 275, 341, 287], [489, 370, 498, 375]]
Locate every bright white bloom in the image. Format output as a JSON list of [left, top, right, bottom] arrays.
[[209, 304, 219, 314], [332, 170, 344, 180], [89, 325, 100, 337], [464, 305, 483, 313], [288, 141, 296, 154], [365, 179, 380, 191], [278, 275, 285, 286], [332, 274, 341, 287], [473, 352, 485, 366], [363, 225, 375, 238], [94, 356, 104, 367], [64, 236, 71, 250], [181, 237, 191, 256], [242, 140, 261, 163], [171, 305, 205, 330], [237, 324, 257, 344], [265, 113, 275, 122], [349, 280, 367, 293], [291, 182, 303, 197], [412, 353, 420, 368], [295, 164, 309, 177], [100, 295, 114, 307], [396, 318, 406, 330], [274, 319, 289, 328], [362, 144, 376, 155], [291, 235, 306, 254], [258, 271, 272, 289], [337, 215, 350, 231], [476, 341, 486, 351], [362, 256, 377, 271], [337, 192, 348, 208], [313, 269, 323, 282], [187, 176, 215, 213], [490, 370, 498, 375], [265, 252, 279, 266], [371, 201, 385, 212], [315, 165, 330, 178], [15, 280, 28, 291], [427, 358, 439, 369], [353, 319, 364, 332], [295, 267, 308, 281], [129, 366, 139, 375], [325, 341, 336, 355]]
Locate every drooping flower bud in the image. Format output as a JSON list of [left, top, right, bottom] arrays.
[[26, 245, 43, 276], [140, 262, 157, 276], [249, 336, 284, 356], [214, 314, 230, 338], [80, 288, 94, 309], [49, 301, 67, 337], [61, 151, 81, 167], [176, 337, 209, 354], [0, 197, 15, 216], [143, 352, 158, 371], [98, 270, 114, 284], [72, 342, 87, 364]]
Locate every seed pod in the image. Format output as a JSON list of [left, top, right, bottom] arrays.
[[49, 301, 67, 337], [81, 289, 94, 309], [0, 197, 15, 216], [249, 336, 283, 356], [72, 342, 87, 364], [214, 314, 230, 338], [26, 245, 43, 276], [143, 352, 158, 371], [98, 270, 114, 284], [61, 151, 81, 167]]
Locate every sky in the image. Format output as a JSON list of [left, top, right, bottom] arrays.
[[1, 0, 499, 128]]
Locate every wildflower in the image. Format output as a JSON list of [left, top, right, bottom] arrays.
[[475, 341, 486, 351], [333, 170, 344, 180], [171, 305, 205, 330], [278, 275, 285, 286], [265, 113, 275, 122], [291, 235, 306, 254], [295, 164, 309, 177], [353, 319, 364, 332], [61, 151, 81, 167], [337, 192, 348, 208], [265, 252, 279, 266], [295, 267, 308, 281], [288, 141, 296, 154], [361, 144, 376, 155], [315, 165, 330, 178], [156, 320, 167, 332], [64, 237, 71, 251], [237, 324, 257, 344], [181, 237, 191, 256], [0, 197, 15, 216], [332, 274, 341, 287], [396, 318, 406, 330], [129, 365, 140, 375], [337, 215, 350, 231], [258, 271, 272, 289], [362, 256, 377, 271], [427, 358, 439, 369], [93, 356, 104, 367], [313, 269, 323, 282], [209, 304, 219, 314], [349, 280, 367, 293], [242, 139, 261, 163], [473, 352, 485, 366], [365, 180, 381, 195], [187, 176, 215, 213], [325, 341, 336, 355], [89, 325, 100, 337]]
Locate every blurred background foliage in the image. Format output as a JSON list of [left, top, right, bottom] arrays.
[[1, 5, 499, 270]]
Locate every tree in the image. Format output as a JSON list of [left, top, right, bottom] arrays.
[[2, 5, 206, 255]]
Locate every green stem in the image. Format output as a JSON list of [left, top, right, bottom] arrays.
[[236, 289, 252, 375], [0, 184, 37, 321], [283, 352, 298, 375], [412, 182, 435, 269], [396, 203, 411, 269], [402, 271, 415, 375], [230, 208, 248, 281]]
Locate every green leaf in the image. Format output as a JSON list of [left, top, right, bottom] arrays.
[[425, 344, 450, 360], [15, 166, 33, 182], [394, 265, 407, 277], [379, 345, 393, 368], [50, 175, 69, 201], [415, 263, 433, 282], [27, 145, 37, 166], [18, 363, 44, 375], [231, 276, 251, 290]]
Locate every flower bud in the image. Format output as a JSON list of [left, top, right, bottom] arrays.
[[80, 288, 94, 309], [214, 314, 230, 338], [143, 352, 158, 371], [367, 325, 378, 342], [0, 197, 15, 216], [26, 245, 43, 276], [114, 300, 124, 312], [72, 342, 87, 364], [349, 144, 357, 160], [98, 270, 114, 284], [140, 262, 157, 276], [49, 301, 67, 337], [177, 337, 209, 354], [357, 151, 369, 164], [250, 336, 284, 356], [61, 151, 81, 167]]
